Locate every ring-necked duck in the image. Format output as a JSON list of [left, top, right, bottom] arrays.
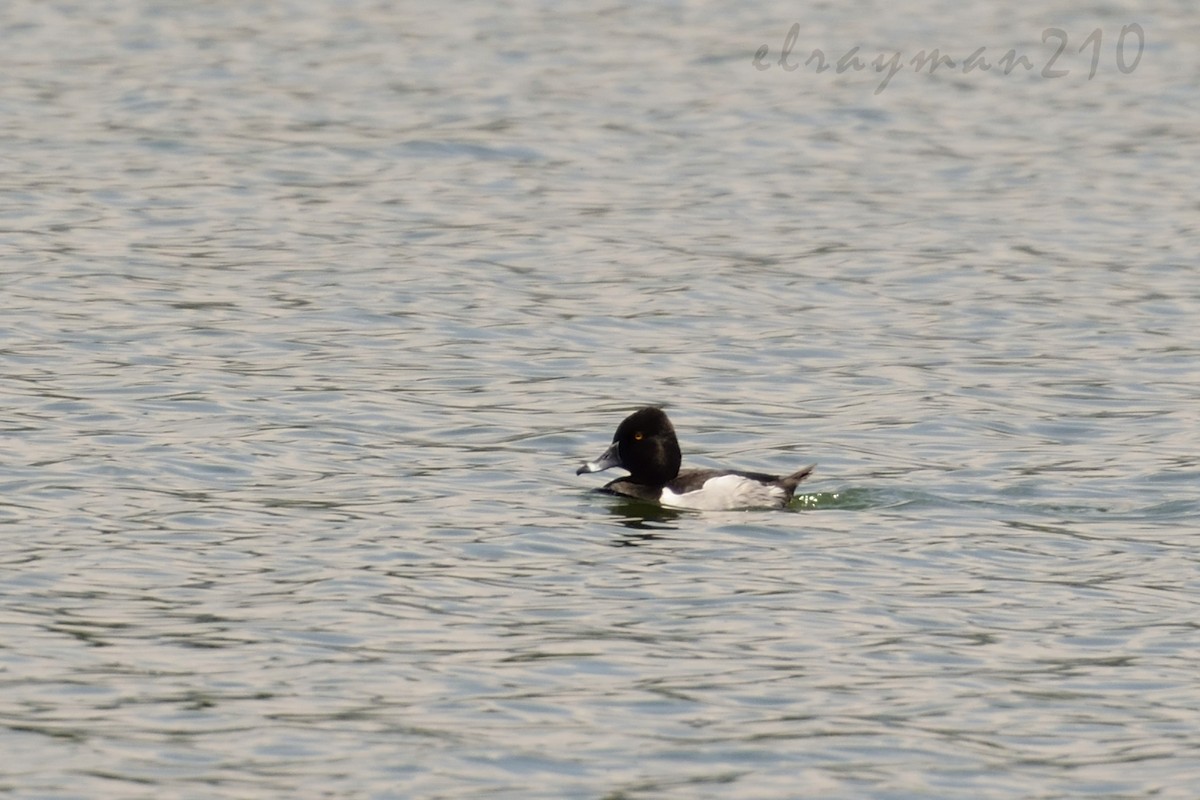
[[576, 407, 814, 510]]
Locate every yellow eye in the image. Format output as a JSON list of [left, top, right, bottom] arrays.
[[634, 431, 644, 441]]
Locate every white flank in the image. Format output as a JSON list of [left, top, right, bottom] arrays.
[[660, 474, 786, 511]]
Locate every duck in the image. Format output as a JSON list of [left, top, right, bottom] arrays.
[[576, 407, 814, 510]]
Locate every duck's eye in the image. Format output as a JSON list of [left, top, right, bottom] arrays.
[[634, 431, 644, 441]]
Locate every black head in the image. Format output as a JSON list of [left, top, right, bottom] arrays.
[[578, 407, 682, 486]]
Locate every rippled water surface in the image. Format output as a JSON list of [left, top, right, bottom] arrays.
[[3, 1, 1199, 798]]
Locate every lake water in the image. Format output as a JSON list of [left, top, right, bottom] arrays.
[[2, 1, 1199, 798]]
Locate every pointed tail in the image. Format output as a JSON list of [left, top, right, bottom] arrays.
[[778, 465, 816, 493]]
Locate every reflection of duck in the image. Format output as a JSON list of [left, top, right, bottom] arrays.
[[577, 408, 814, 511]]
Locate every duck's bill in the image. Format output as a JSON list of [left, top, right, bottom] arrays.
[[576, 441, 622, 475]]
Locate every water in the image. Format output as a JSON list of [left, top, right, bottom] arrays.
[[2, 0, 1199, 797]]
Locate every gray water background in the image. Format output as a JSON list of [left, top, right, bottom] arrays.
[[3, 1, 1199, 798]]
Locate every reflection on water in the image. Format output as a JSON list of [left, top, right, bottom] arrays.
[[603, 496, 688, 532], [3, 0, 1199, 798]]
